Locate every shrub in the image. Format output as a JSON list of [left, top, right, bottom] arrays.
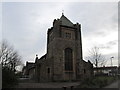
[[2, 67, 18, 88], [77, 76, 117, 88]]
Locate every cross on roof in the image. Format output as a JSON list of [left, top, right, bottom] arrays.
[[62, 10, 64, 15]]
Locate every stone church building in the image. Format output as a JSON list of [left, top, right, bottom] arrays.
[[23, 14, 93, 82]]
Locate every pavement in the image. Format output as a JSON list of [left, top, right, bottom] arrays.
[[14, 82, 80, 88], [104, 80, 119, 88]]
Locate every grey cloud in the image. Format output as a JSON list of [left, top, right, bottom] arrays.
[[94, 31, 107, 37], [107, 40, 117, 46], [2, 2, 118, 65], [99, 40, 117, 50], [66, 2, 117, 38], [99, 45, 111, 49]]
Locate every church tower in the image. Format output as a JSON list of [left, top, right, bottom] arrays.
[[24, 14, 93, 82], [46, 14, 83, 81]]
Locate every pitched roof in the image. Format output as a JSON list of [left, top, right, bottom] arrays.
[[26, 62, 35, 69], [60, 14, 73, 27]]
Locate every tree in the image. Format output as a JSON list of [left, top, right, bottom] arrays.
[[0, 40, 21, 72], [86, 46, 106, 67], [0, 40, 22, 88]]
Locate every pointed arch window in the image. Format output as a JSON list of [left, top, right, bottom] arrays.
[[64, 48, 73, 71]]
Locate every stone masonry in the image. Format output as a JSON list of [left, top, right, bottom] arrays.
[[29, 14, 93, 82]]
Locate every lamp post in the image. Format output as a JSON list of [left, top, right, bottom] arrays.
[[110, 57, 114, 67]]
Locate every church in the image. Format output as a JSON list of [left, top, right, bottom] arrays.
[[23, 14, 93, 82]]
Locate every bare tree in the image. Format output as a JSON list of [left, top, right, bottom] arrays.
[[86, 46, 106, 67], [0, 40, 21, 72]]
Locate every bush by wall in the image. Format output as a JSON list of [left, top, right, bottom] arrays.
[[2, 67, 18, 88], [77, 76, 117, 88]]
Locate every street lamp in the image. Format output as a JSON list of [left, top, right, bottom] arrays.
[[110, 57, 114, 67]]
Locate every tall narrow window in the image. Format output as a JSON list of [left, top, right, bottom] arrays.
[[47, 68, 50, 74], [84, 69, 86, 74], [64, 48, 73, 71]]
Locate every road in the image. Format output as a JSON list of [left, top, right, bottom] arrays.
[[104, 80, 119, 88], [13, 80, 120, 89]]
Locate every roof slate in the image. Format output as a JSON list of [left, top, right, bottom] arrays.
[[60, 15, 73, 27]]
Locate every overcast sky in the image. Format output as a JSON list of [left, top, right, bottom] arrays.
[[2, 2, 118, 66]]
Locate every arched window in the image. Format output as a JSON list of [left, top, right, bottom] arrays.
[[64, 48, 73, 71]]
